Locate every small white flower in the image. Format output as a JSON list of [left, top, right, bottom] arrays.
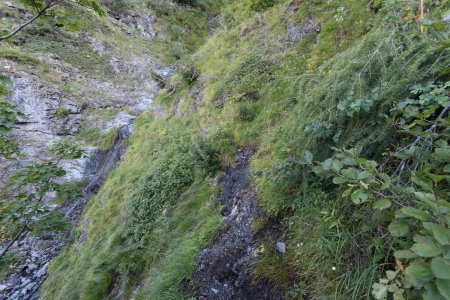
[[332, 266, 336, 271]]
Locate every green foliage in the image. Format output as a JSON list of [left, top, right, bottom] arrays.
[[180, 63, 200, 84], [1, 139, 85, 261], [125, 143, 196, 243], [314, 81, 450, 299], [173, 0, 198, 7], [236, 102, 257, 121], [336, 88, 378, 118], [100, 127, 118, 151], [76, 126, 102, 146], [55, 107, 69, 119], [42, 117, 222, 299], [41, 0, 450, 299], [0, 75, 24, 159], [191, 137, 220, 175], [246, 0, 276, 12], [214, 52, 274, 104], [0, 45, 40, 64]]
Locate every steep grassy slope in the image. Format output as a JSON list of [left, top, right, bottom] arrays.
[[43, 0, 449, 299]]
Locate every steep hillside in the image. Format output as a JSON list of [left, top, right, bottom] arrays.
[[1, 0, 449, 299]]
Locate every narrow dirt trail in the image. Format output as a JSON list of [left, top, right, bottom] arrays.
[[191, 148, 280, 300]]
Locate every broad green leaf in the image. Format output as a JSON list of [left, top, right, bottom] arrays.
[[431, 257, 450, 279], [411, 239, 442, 257], [373, 198, 391, 210], [444, 164, 450, 173], [436, 279, 450, 300], [389, 220, 410, 237], [423, 282, 447, 300], [405, 261, 433, 286], [412, 172, 433, 191], [342, 168, 358, 180], [387, 270, 399, 280], [435, 148, 450, 161], [332, 176, 347, 184], [394, 250, 418, 259], [433, 225, 450, 245], [351, 189, 369, 204], [396, 206, 432, 221], [372, 283, 388, 299]]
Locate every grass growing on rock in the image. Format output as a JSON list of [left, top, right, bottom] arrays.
[[42, 115, 223, 299], [43, 0, 450, 299]]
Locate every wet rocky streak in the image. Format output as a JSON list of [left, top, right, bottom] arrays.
[[190, 148, 278, 300], [0, 126, 130, 300]]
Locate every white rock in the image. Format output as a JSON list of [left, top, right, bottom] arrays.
[[276, 242, 286, 254]]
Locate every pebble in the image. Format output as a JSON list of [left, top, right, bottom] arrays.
[[211, 288, 219, 294], [0, 284, 8, 291], [276, 242, 286, 254]]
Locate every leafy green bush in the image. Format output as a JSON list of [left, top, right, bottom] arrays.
[[125, 143, 196, 243], [214, 52, 274, 104], [180, 63, 200, 84], [314, 81, 450, 300], [191, 137, 220, 175]]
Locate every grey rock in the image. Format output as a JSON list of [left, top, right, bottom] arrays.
[[0, 284, 8, 291], [444, 14, 450, 24], [276, 242, 286, 254], [11, 291, 20, 299], [288, 18, 320, 43], [211, 288, 219, 294], [21, 282, 36, 295], [36, 265, 47, 278]]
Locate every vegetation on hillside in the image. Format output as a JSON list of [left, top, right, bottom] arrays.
[[1, 0, 448, 299]]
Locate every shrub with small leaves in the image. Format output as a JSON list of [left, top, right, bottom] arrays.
[[1, 139, 85, 259], [314, 81, 450, 299]]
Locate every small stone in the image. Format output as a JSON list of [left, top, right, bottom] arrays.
[[36, 264, 47, 278], [0, 284, 8, 291], [276, 242, 286, 254], [21, 278, 31, 286], [28, 263, 38, 271], [211, 288, 219, 294]]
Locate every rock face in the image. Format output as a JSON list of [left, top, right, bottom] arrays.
[[191, 148, 282, 300], [288, 18, 321, 43], [0, 6, 175, 300]]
